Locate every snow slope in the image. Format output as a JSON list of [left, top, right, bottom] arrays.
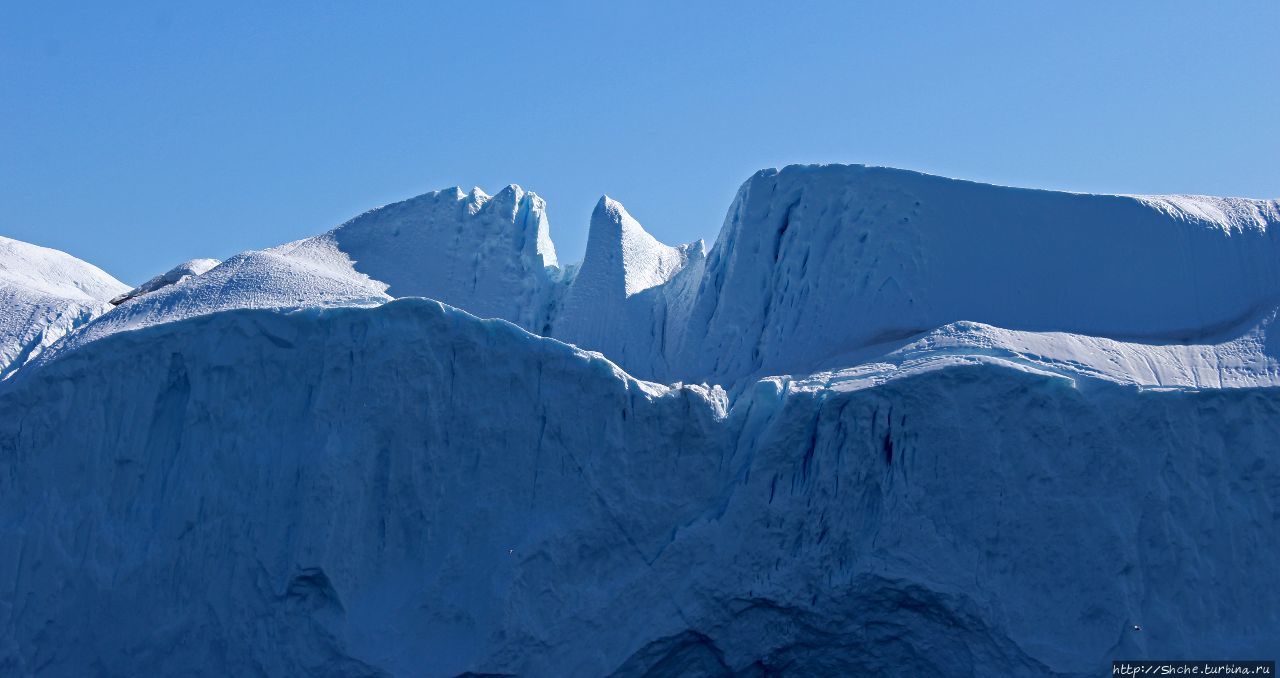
[[3, 164, 1279, 675], [0, 235, 128, 378]]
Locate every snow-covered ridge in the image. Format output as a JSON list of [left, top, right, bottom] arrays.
[[42, 185, 565, 363], [290, 184, 562, 331], [1130, 193, 1280, 232]]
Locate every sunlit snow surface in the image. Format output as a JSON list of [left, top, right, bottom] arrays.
[[2, 165, 1278, 676], [0, 235, 128, 378]]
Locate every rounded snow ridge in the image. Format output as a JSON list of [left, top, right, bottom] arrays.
[[0, 234, 128, 302]]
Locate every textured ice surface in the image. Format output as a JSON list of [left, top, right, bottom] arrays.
[[2, 164, 1279, 675]]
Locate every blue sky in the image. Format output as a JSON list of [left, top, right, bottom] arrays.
[[2, 1, 1276, 284]]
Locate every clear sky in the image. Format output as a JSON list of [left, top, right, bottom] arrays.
[[2, 1, 1277, 284]]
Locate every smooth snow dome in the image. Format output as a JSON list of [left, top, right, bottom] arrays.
[[2, 164, 1280, 676], [0, 235, 128, 377]]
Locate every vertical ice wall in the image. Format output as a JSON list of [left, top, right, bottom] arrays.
[[675, 165, 1280, 382]]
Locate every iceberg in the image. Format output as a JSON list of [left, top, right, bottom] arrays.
[[1, 164, 1277, 675]]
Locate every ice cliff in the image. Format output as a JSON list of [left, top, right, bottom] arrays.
[[1, 164, 1278, 676]]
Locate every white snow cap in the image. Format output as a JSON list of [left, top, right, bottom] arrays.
[[0, 235, 128, 303], [111, 258, 222, 305]]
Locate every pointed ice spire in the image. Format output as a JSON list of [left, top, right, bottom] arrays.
[[580, 195, 688, 297], [551, 196, 699, 376]]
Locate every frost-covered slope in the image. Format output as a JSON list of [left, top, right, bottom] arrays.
[[1, 300, 1276, 676], [0, 235, 128, 377]]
